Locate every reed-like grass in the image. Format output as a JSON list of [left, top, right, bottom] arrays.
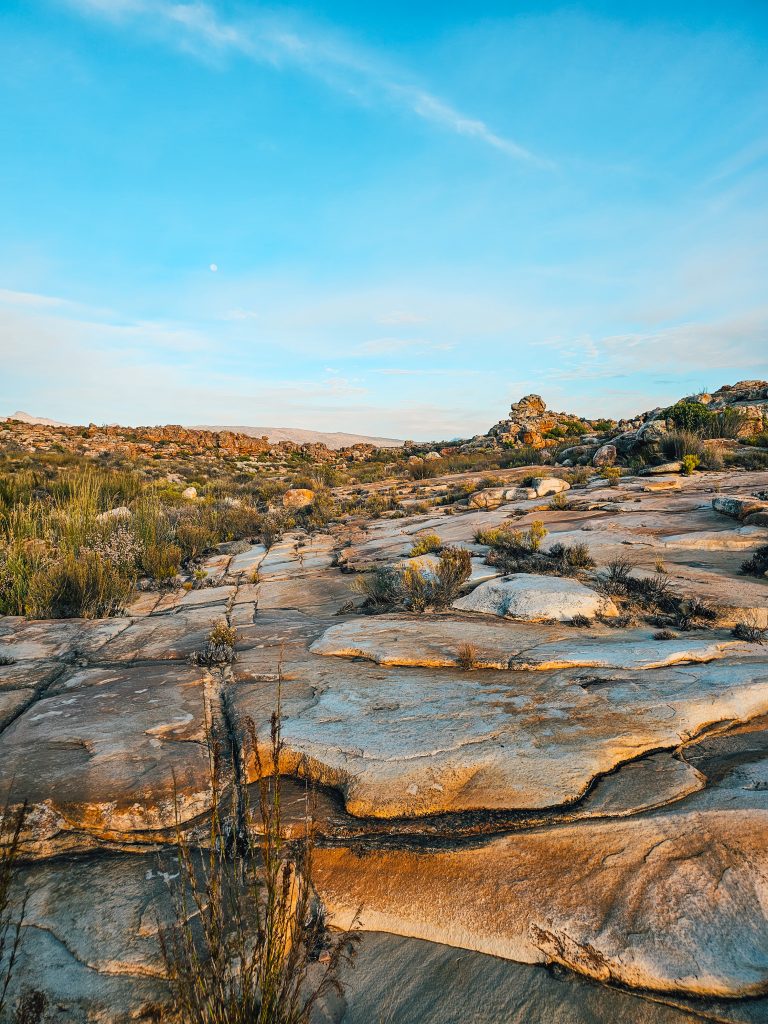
[[159, 700, 359, 1023]]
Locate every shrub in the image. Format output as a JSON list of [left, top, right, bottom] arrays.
[[25, 549, 135, 618], [407, 459, 438, 480], [602, 466, 622, 487], [600, 558, 634, 595], [732, 619, 767, 645], [176, 523, 216, 559], [410, 533, 442, 557], [431, 547, 472, 607], [660, 431, 707, 462], [456, 642, 478, 669], [548, 491, 569, 510], [259, 511, 291, 550], [745, 431, 768, 449], [141, 542, 183, 583], [351, 566, 403, 610], [741, 546, 768, 578], [159, 704, 359, 1024], [566, 466, 592, 487], [681, 454, 700, 475], [193, 621, 240, 666], [569, 614, 591, 628], [726, 449, 768, 470], [548, 542, 595, 572], [667, 401, 713, 433]]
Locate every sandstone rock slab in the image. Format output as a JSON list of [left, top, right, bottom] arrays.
[[0, 663, 211, 852], [231, 656, 768, 817]]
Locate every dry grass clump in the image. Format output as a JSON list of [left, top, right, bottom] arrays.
[[159, 706, 359, 1024], [602, 466, 622, 487], [409, 533, 442, 557], [456, 642, 479, 670], [732, 617, 767, 645], [476, 521, 594, 578]]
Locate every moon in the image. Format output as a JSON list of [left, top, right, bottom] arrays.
[[209, 263, 218, 272]]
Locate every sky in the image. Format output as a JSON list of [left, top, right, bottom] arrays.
[[0, 0, 767, 439]]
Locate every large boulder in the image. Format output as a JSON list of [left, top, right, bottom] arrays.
[[282, 487, 315, 510], [530, 477, 570, 497], [712, 495, 768, 521], [468, 488, 506, 510], [452, 574, 618, 621], [592, 443, 617, 467]]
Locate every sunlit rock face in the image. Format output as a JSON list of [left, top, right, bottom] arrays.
[[2, 460, 768, 1021]]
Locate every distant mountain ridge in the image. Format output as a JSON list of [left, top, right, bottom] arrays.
[[1, 411, 69, 427], [192, 424, 404, 449]]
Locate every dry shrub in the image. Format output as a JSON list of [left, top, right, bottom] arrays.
[[25, 549, 134, 618], [741, 546, 768, 578], [456, 642, 478, 670], [159, 704, 359, 1024], [141, 542, 183, 583]]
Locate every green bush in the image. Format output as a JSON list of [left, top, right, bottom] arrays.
[[26, 549, 135, 618], [141, 542, 182, 582], [410, 533, 442, 556]]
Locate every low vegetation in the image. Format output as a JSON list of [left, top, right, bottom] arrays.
[[353, 547, 472, 613], [160, 705, 359, 1024], [474, 521, 595, 578], [409, 533, 442, 557], [741, 546, 768, 578]]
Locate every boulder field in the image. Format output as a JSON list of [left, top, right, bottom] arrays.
[[1, 466, 768, 1022]]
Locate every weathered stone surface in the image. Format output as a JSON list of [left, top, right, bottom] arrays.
[[0, 617, 131, 662], [713, 495, 768, 521], [99, 607, 225, 661], [283, 487, 315, 510], [232, 656, 768, 817], [660, 526, 768, 550], [323, 931, 714, 1024], [531, 476, 570, 497], [3, 853, 183, 1022], [453, 574, 619, 621], [744, 510, 768, 527], [310, 616, 751, 671], [0, 663, 211, 852], [314, 804, 768, 997], [639, 462, 683, 475]]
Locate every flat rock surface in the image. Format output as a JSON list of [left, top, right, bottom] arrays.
[[310, 615, 751, 671], [232, 656, 768, 817], [314, 804, 768, 998], [0, 663, 212, 852]]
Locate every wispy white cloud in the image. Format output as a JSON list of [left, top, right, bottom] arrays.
[[62, 0, 543, 164]]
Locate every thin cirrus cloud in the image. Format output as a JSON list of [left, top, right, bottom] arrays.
[[63, 0, 543, 164]]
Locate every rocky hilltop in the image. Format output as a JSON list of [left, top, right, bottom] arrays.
[[459, 380, 768, 469], [0, 418, 378, 463]]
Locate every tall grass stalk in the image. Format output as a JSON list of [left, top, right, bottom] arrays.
[[159, 696, 358, 1024]]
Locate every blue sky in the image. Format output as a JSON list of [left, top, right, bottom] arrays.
[[0, 0, 767, 438]]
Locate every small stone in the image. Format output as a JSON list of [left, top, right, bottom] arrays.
[[181, 486, 198, 499]]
